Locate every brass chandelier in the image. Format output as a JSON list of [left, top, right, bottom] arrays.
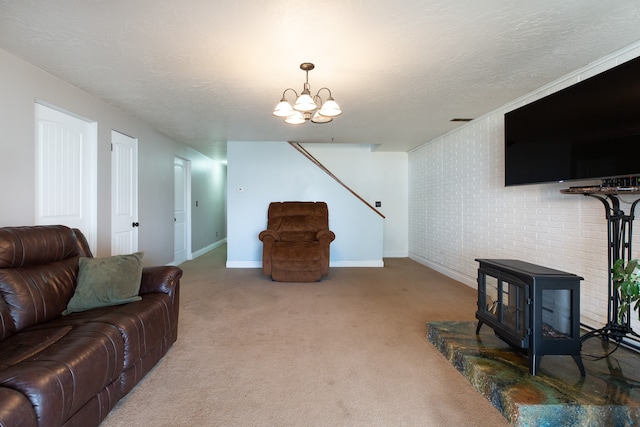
[[272, 63, 342, 124]]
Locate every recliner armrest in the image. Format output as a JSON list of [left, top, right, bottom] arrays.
[[259, 230, 281, 276], [259, 229, 281, 242], [316, 230, 336, 243]]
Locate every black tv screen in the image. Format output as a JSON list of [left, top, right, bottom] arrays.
[[504, 55, 640, 187]]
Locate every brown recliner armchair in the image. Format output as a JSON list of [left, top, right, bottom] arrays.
[[259, 201, 335, 282]]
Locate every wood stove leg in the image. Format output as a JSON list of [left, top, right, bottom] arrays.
[[573, 355, 586, 377], [475, 320, 483, 334], [530, 354, 541, 376]]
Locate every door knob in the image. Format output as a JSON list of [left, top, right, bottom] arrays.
[[132, 222, 139, 227]]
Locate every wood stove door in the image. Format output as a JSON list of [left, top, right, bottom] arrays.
[[476, 267, 530, 349]]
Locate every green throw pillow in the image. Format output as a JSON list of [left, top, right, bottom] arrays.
[[63, 252, 144, 315]]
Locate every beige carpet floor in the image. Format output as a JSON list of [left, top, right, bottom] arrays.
[[101, 246, 510, 427]]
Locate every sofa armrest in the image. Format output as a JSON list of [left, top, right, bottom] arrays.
[[139, 266, 183, 297], [0, 387, 37, 427]]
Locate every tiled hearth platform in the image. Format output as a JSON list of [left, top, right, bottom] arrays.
[[428, 321, 640, 426]]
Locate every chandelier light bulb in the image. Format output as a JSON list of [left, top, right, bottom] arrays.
[[318, 97, 342, 117], [273, 98, 295, 117], [293, 92, 317, 112], [311, 110, 333, 123], [284, 111, 306, 125]]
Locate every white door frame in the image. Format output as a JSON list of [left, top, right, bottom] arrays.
[[174, 156, 192, 264], [34, 100, 97, 254], [111, 130, 139, 255]]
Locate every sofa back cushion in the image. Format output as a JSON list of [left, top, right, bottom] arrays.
[[0, 226, 80, 341]]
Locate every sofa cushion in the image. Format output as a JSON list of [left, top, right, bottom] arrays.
[[0, 326, 72, 370], [64, 252, 144, 315], [31, 292, 175, 371]]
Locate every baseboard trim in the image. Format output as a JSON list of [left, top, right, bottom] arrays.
[[226, 261, 261, 268], [408, 254, 476, 289], [383, 251, 409, 258], [170, 239, 227, 266], [191, 239, 227, 259], [225, 259, 385, 268], [330, 260, 384, 267]]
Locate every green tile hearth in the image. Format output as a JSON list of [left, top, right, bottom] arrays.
[[427, 321, 640, 426]]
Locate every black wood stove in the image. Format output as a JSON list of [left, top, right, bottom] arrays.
[[475, 259, 585, 376]]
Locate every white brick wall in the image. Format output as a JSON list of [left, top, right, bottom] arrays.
[[409, 42, 640, 329]]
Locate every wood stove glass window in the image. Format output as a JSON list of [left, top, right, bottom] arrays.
[[483, 276, 526, 334], [541, 289, 573, 339]]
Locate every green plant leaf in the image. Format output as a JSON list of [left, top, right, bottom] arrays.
[[613, 258, 640, 322]]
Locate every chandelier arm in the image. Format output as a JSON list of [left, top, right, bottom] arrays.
[[282, 88, 298, 100], [315, 87, 333, 98]]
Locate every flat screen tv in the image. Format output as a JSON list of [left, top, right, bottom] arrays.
[[504, 55, 640, 187]]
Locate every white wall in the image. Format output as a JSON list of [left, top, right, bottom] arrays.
[[0, 47, 224, 266], [408, 41, 640, 330], [191, 157, 227, 254], [226, 141, 385, 267], [298, 144, 408, 258]]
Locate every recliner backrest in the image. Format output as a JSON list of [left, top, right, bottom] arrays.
[[267, 202, 329, 241]]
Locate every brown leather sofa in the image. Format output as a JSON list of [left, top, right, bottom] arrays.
[[259, 201, 335, 282], [0, 225, 182, 427]]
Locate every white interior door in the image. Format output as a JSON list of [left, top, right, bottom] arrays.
[[35, 101, 97, 254], [111, 131, 138, 255], [174, 157, 191, 264]]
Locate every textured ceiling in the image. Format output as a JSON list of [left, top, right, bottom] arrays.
[[1, 1, 640, 160]]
